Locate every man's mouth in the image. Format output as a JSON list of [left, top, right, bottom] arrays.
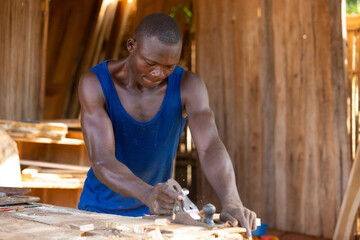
[[143, 76, 162, 84]]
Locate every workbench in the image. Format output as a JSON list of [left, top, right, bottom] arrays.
[[0, 204, 246, 239]]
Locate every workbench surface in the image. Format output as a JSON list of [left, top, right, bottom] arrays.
[[0, 204, 246, 239]]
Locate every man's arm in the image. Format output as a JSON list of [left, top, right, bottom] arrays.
[[78, 71, 181, 214], [181, 71, 257, 237]]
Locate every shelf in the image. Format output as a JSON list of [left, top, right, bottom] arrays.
[[13, 137, 84, 145], [22, 180, 83, 189]]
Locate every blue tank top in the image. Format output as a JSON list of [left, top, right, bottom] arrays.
[[78, 60, 187, 216]]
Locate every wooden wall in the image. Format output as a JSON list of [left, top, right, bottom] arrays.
[[44, 0, 100, 119], [195, 0, 350, 238], [126, 0, 191, 41], [117, 0, 192, 63], [0, 0, 45, 121]]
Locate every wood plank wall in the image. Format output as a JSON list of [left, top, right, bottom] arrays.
[[0, 0, 45, 121], [345, 15, 360, 238], [195, 0, 350, 237], [126, 0, 191, 42], [44, 0, 100, 119]]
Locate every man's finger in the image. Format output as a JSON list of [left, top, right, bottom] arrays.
[[251, 214, 257, 231], [160, 185, 182, 201], [241, 219, 252, 238], [235, 212, 252, 238], [157, 207, 173, 215], [220, 212, 238, 227], [159, 201, 175, 210]]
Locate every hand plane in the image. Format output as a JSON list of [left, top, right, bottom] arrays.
[[167, 179, 219, 227]]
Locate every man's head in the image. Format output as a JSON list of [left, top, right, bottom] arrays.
[[127, 13, 183, 88], [134, 13, 182, 45]]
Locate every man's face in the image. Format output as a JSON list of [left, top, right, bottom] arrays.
[[129, 36, 182, 88]]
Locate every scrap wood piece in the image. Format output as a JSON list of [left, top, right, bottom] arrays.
[[0, 187, 30, 196], [0, 206, 25, 212], [154, 218, 171, 226], [0, 195, 40, 206], [147, 227, 164, 240], [67, 223, 94, 231]]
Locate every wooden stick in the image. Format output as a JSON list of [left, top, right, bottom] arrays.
[[333, 145, 360, 240]]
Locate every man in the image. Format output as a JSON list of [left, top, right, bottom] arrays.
[[78, 13, 257, 237]]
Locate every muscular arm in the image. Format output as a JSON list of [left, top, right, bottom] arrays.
[[78, 71, 180, 214], [181, 71, 256, 236]]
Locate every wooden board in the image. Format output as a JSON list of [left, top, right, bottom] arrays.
[[0, 214, 92, 240], [0, 205, 246, 239], [333, 146, 360, 240], [0, 195, 40, 206], [0, 0, 46, 121], [0, 187, 30, 196]]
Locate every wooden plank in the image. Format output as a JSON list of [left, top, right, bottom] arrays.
[[333, 145, 360, 240], [20, 160, 89, 172], [0, 196, 40, 206], [14, 137, 83, 145], [0, 215, 89, 240], [301, 1, 320, 235], [43, 0, 99, 119], [0, 187, 31, 196], [0, 0, 44, 121]]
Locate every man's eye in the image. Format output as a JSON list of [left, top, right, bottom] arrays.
[[146, 62, 155, 66]]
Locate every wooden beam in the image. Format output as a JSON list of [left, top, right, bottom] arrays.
[[333, 146, 360, 240]]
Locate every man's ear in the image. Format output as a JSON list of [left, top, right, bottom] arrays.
[[127, 38, 136, 52]]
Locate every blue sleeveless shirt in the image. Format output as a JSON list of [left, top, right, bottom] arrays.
[[78, 60, 187, 216]]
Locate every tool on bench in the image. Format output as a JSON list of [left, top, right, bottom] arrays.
[[167, 179, 220, 227], [167, 179, 201, 220]]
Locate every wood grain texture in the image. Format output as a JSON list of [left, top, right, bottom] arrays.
[[43, 0, 99, 119], [195, 0, 350, 237], [0, 0, 45, 121]]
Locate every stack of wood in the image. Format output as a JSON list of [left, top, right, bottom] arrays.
[[0, 120, 68, 140], [21, 160, 88, 189], [0, 187, 40, 211]]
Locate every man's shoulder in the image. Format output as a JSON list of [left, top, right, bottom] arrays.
[[79, 70, 104, 103], [181, 70, 204, 89], [181, 70, 208, 106], [80, 70, 99, 87]]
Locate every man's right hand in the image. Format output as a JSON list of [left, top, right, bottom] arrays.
[[144, 183, 183, 215]]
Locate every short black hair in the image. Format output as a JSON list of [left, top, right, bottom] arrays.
[[134, 13, 182, 45]]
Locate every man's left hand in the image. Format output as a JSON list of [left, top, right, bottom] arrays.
[[220, 203, 257, 238]]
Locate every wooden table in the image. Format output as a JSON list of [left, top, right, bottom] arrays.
[[0, 204, 246, 239]]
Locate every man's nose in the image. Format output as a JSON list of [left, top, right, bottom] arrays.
[[150, 67, 165, 79]]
